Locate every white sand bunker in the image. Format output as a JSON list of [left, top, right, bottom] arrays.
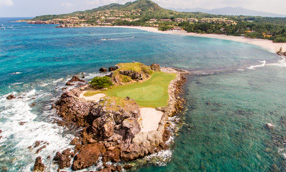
[[79, 91, 105, 102], [140, 108, 163, 133]]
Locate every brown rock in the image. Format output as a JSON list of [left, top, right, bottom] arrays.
[[30, 103, 36, 107], [19, 122, 26, 125], [53, 149, 72, 169], [99, 164, 122, 172], [99, 68, 108, 72], [36, 145, 47, 154], [34, 141, 41, 148], [123, 164, 133, 170], [33, 156, 45, 172], [72, 143, 106, 170], [0, 130, 2, 134], [6, 95, 15, 100], [68, 76, 85, 83], [103, 147, 121, 162], [65, 82, 74, 86], [266, 123, 274, 130], [150, 63, 161, 72], [70, 137, 81, 145], [109, 67, 117, 72]]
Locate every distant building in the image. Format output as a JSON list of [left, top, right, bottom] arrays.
[[187, 18, 198, 23], [175, 18, 186, 23]]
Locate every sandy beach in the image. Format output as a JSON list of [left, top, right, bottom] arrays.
[[139, 108, 163, 133], [99, 26, 286, 53], [79, 91, 105, 102]]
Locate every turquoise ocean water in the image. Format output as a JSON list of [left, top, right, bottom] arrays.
[[1, 18, 286, 171]]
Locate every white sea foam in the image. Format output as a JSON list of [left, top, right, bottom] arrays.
[[144, 150, 173, 166], [247, 60, 266, 70], [11, 72, 22, 75], [0, 88, 74, 171], [101, 36, 135, 41], [267, 56, 286, 67]]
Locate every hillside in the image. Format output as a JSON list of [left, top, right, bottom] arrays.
[[31, 0, 286, 43], [173, 7, 286, 18]]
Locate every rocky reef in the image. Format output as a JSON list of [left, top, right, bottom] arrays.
[[33, 62, 188, 171]]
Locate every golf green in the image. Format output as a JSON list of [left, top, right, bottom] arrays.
[[85, 72, 176, 108]]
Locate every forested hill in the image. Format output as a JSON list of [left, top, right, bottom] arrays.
[[31, 0, 286, 43]]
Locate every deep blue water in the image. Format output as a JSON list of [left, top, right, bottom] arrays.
[[1, 18, 286, 172]]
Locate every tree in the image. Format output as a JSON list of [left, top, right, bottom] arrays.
[[90, 76, 113, 89]]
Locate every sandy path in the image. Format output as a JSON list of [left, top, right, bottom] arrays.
[[79, 91, 105, 102], [140, 108, 163, 133], [95, 26, 286, 53]]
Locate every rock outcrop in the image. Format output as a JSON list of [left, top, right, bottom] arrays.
[[6, 94, 15, 100], [33, 157, 45, 172], [150, 63, 161, 71], [100, 68, 108, 72], [46, 63, 189, 171], [72, 143, 106, 170], [53, 149, 72, 169]]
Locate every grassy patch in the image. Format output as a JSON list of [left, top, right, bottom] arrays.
[[86, 72, 176, 108]]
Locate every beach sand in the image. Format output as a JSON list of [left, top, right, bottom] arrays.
[[140, 108, 163, 133], [98, 26, 286, 53], [79, 91, 105, 102]]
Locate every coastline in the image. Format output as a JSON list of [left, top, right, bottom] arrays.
[[94, 25, 286, 53], [45, 63, 189, 171]]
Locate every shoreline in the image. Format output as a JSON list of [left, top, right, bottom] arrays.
[[93, 25, 286, 53], [47, 63, 189, 171]]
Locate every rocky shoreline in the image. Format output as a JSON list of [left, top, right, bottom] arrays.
[[32, 63, 189, 172]]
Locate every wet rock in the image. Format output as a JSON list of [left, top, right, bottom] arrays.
[[65, 82, 74, 86], [72, 143, 106, 170], [70, 137, 81, 145], [54, 148, 72, 169], [123, 164, 133, 170], [33, 156, 45, 172], [19, 122, 26, 125], [99, 164, 122, 172], [103, 147, 121, 162], [34, 141, 41, 148], [150, 63, 161, 71], [36, 145, 47, 154], [100, 68, 108, 72], [109, 67, 117, 72], [266, 123, 274, 130], [6, 94, 15, 100], [69, 75, 85, 83]]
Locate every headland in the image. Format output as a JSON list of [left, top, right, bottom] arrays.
[[32, 62, 189, 171]]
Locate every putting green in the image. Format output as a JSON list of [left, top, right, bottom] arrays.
[[85, 72, 176, 108]]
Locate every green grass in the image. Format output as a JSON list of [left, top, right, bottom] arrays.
[[85, 72, 176, 108]]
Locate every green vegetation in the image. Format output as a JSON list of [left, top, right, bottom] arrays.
[[32, 0, 286, 42], [97, 96, 138, 111], [86, 72, 176, 108], [116, 62, 153, 74], [90, 76, 113, 89], [274, 37, 286, 43], [112, 62, 153, 84]]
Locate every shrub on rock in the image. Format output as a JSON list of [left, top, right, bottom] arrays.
[[90, 76, 113, 89]]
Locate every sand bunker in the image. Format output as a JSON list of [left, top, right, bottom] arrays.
[[79, 91, 105, 102], [140, 108, 163, 133]]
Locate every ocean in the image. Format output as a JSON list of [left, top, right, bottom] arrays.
[[0, 18, 286, 171]]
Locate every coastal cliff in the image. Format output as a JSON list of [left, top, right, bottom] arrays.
[[33, 62, 188, 171]]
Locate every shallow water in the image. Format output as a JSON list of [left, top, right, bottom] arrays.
[[0, 18, 285, 171]]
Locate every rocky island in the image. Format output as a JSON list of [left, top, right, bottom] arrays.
[[33, 62, 189, 172]]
